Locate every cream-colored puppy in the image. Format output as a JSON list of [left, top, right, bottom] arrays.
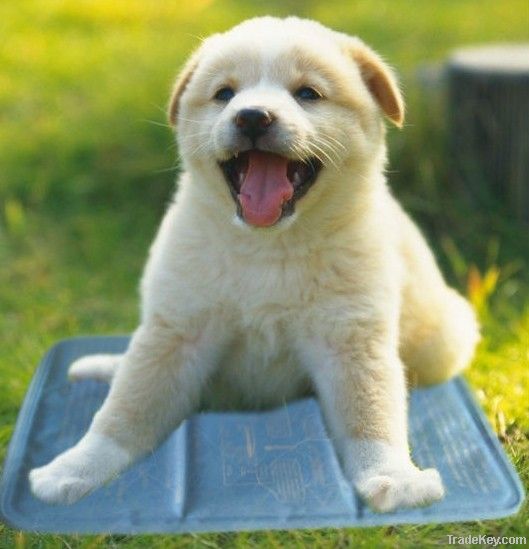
[[29, 17, 479, 512]]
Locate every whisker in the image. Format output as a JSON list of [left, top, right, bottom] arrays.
[[176, 116, 210, 124], [150, 102, 170, 117], [179, 130, 211, 139], [187, 137, 213, 159], [307, 141, 338, 170], [318, 133, 347, 151], [141, 119, 173, 129], [302, 145, 325, 168], [290, 139, 314, 164], [311, 136, 341, 161], [153, 164, 181, 175]]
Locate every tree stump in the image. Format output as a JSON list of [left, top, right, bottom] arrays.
[[447, 44, 529, 222]]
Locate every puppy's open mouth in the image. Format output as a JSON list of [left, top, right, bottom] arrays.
[[219, 150, 322, 227]]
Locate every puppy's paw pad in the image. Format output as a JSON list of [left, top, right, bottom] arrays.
[[357, 467, 444, 513], [29, 465, 93, 505]]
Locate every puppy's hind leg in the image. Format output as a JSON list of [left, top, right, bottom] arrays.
[[401, 288, 480, 387], [68, 354, 123, 383]]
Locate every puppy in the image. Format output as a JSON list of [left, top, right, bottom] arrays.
[[29, 17, 479, 513]]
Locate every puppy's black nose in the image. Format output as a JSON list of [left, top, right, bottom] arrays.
[[235, 108, 275, 141]]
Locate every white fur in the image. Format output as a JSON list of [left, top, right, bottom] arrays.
[[29, 17, 478, 511], [68, 354, 122, 383], [351, 440, 444, 513], [29, 432, 131, 504]]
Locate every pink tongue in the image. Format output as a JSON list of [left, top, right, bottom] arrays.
[[239, 151, 293, 227]]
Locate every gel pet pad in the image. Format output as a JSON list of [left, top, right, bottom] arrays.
[[0, 337, 524, 533]]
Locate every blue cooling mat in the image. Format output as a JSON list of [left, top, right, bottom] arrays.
[[0, 337, 524, 533]]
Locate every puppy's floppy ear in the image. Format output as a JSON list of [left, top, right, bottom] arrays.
[[168, 49, 201, 127], [345, 39, 405, 127]]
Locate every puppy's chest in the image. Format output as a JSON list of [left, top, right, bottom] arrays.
[[209, 317, 309, 409], [202, 248, 353, 408], [221, 250, 341, 315]]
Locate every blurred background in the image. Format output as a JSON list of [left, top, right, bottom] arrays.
[[1, 1, 528, 546]]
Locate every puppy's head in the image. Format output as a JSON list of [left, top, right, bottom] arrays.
[[169, 17, 404, 229]]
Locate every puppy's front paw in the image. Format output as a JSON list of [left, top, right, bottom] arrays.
[[356, 466, 444, 513], [29, 462, 93, 505], [29, 433, 131, 505]]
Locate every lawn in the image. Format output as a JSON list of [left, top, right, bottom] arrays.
[[1, 0, 528, 547]]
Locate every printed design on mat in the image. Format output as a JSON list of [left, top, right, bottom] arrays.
[[219, 403, 341, 505]]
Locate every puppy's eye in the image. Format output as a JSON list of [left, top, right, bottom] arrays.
[[213, 87, 235, 102], [295, 86, 322, 101]]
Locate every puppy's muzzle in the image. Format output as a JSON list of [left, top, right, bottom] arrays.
[[219, 109, 323, 229], [235, 108, 275, 144]]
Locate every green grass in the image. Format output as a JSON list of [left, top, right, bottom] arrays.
[[1, 0, 528, 546]]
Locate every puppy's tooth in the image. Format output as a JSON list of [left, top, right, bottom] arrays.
[[234, 151, 239, 159], [293, 172, 302, 186]]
